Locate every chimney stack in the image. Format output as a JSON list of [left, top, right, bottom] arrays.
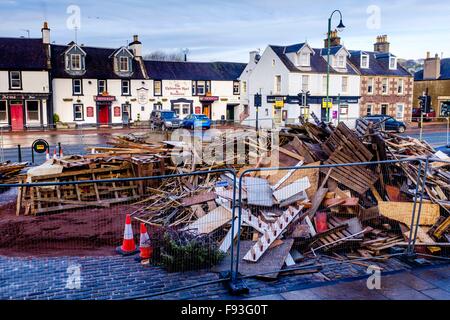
[[324, 30, 341, 48], [42, 21, 50, 45], [129, 35, 142, 57], [424, 52, 441, 80], [249, 51, 261, 64], [374, 35, 390, 53]]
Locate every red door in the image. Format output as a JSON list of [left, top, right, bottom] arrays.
[[98, 105, 109, 125], [10, 104, 24, 131]]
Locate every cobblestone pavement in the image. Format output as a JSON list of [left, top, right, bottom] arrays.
[[3, 254, 444, 300], [248, 265, 450, 300]]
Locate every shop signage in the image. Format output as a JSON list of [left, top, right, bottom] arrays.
[[1, 93, 48, 100], [94, 95, 116, 102], [322, 98, 333, 109], [195, 106, 202, 114], [164, 81, 191, 96], [86, 106, 94, 117], [114, 106, 121, 117], [200, 96, 219, 102], [274, 97, 285, 109], [137, 87, 149, 105]]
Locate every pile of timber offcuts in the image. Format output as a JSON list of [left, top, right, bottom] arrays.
[[0, 161, 27, 185], [121, 117, 449, 275]]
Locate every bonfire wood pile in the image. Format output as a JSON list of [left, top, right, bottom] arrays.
[[0, 161, 27, 185]]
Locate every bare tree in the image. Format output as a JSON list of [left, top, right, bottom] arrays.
[[144, 50, 186, 62]]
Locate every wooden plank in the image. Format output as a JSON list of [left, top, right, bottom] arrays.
[[182, 192, 217, 206], [378, 201, 440, 226], [273, 177, 310, 203], [182, 206, 232, 235]]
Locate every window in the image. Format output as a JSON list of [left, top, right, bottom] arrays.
[[342, 76, 348, 93], [119, 56, 129, 72], [361, 54, 369, 68], [366, 104, 373, 116], [299, 52, 310, 66], [272, 59, 276, 67], [72, 79, 83, 95], [121, 80, 130, 96], [274, 75, 281, 94], [122, 104, 131, 122], [0, 101, 7, 122], [233, 81, 240, 95], [382, 78, 388, 94], [397, 79, 404, 95], [98, 80, 107, 95], [9, 71, 22, 90], [396, 104, 404, 120], [73, 104, 84, 121], [153, 103, 162, 110], [154, 80, 162, 96], [322, 76, 328, 93], [26, 101, 40, 122], [336, 55, 346, 68], [71, 54, 81, 70], [389, 57, 397, 70], [302, 75, 309, 91], [242, 81, 247, 94], [192, 81, 211, 96], [367, 78, 374, 94], [381, 104, 388, 115]]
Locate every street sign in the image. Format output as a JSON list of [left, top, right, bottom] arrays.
[[275, 97, 284, 108], [322, 98, 333, 109], [32, 139, 49, 154], [254, 93, 262, 107]]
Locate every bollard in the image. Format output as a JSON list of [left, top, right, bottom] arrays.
[[17, 144, 22, 162], [58, 142, 62, 157]]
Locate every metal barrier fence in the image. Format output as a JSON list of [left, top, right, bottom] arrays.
[[1, 158, 449, 299], [231, 159, 432, 285]]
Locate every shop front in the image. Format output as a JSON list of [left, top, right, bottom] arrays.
[[199, 96, 219, 119], [94, 95, 116, 126], [171, 98, 193, 119], [0, 93, 49, 131]]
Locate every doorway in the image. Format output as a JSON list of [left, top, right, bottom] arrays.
[[10, 103, 24, 131], [202, 103, 211, 118], [98, 103, 110, 125], [226, 104, 236, 122]]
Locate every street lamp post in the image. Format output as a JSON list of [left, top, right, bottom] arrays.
[[326, 10, 345, 123]]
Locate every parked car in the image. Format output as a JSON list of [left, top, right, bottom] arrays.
[[182, 114, 211, 130], [435, 145, 450, 156], [149, 110, 181, 130], [363, 115, 407, 133], [412, 107, 436, 122]]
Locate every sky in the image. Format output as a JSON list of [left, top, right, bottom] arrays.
[[1, 0, 449, 62]]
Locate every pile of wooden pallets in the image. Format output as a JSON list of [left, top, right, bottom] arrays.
[[0, 161, 27, 185]]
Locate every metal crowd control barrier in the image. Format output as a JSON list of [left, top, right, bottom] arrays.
[[231, 159, 430, 287], [0, 169, 239, 300]]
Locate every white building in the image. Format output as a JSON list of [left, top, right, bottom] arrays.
[[144, 61, 246, 122], [241, 39, 361, 129], [51, 34, 150, 127], [0, 23, 51, 131]]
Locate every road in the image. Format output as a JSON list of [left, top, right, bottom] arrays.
[[0, 126, 448, 164]]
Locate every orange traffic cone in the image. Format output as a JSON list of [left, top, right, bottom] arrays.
[[136, 223, 153, 262], [59, 146, 64, 158], [116, 214, 139, 256], [53, 148, 57, 160]]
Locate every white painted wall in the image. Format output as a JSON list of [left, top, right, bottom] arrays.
[[52, 78, 151, 125], [0, 71, 49, 93]]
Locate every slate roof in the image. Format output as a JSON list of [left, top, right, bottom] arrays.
[[348, 50, 411, 77], [51, 44, 145, 79], [414, 58, 450, 81], [144, 60, 247, 81], [0, 37, 48, 70], [269, 44, 359, 75]]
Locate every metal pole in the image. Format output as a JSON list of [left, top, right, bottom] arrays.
[[0, 126, 4, 163], [17, 144, 22, 163], [337, 94, 341, 124], [411, 157, 430, 254], [326, 17, 332, 123], [407, 161, 423, 256], [447, 116, 449, 146]]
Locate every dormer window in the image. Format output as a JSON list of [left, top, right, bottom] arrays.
[[119, 56, 130, 72], [336, 54, 346, 68], [71, 54, 82, 70], [389, 56, 397, 70], [361, 54, 369, 68], [299, 52, 310, 67]]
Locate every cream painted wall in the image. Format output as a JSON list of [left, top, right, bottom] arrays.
[[0, 71, 49, 93]]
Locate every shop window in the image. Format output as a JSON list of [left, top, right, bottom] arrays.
[[26, 101, 40, 122], [153, 103, 162, 110], [73, 104, 84, 121], [121, 80, 131, 96], [73, 79, 83, 95], [9, 71, 22, 90], [154, 80, 162, 96], [0, 101, 7, 122]]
